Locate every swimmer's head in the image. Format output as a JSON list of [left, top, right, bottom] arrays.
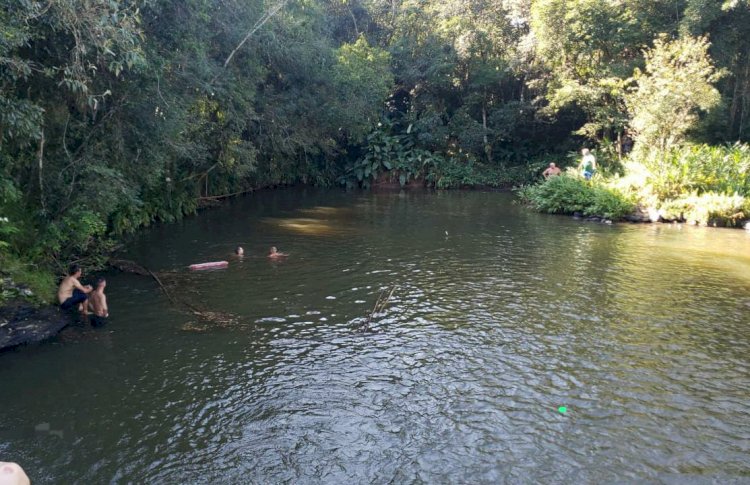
[[68, 264, 81, 276], [270, 246, 277, 254], [235, 246, 244, 256], [95, 277, 106, 289], [549, 162, 556, 168], [582, 148, 590, 155]]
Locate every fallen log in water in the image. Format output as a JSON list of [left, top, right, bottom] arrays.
[[108, 258, 151, 276], [108, 258, 239, 328]]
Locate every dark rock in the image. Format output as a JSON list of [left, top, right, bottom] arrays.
[[625, 205, 652, 223], [572, 212, 583, 219], [585, 216, 601, 222], [0, 301, 70, 352]]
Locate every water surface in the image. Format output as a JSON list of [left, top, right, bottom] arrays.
[[1, 189, 749, 483]]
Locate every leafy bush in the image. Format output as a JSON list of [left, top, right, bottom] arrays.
[[341, 124, 437, 188], [626, 35, 721, 153], [645, 143, 750, 200], [518, 175, 635, 220], [30, 206, 116, 272], [660, 192, 750, 227], [343, 123, 549, 189]]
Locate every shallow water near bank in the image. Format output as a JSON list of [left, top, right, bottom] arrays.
[[1, 189, 749, 483]]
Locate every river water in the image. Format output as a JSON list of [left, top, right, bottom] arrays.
[[1, 189, 749, 483]]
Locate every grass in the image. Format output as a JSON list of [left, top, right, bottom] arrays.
[[0, 254, 57, 305]]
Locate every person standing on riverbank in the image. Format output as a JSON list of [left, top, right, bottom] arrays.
[[57, 265, 92, 315], [579, 148, 597, 180]]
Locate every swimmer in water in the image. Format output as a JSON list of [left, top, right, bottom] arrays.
[[234, 246, 244, 257], [268, 246, 288, 259], [88, 277, 109, 317]]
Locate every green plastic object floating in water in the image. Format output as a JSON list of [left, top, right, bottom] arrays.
[[558, 406, 567, 414]]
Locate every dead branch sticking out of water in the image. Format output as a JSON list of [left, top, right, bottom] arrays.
[[358, 285, 396, 333], [109, 258, 151, 276], [110, 258, 239, 328]]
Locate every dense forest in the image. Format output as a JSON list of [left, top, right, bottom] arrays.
[[2, 0, 750, 298]]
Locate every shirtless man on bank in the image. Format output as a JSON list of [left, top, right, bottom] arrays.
[[88, 277, 109, 319], [542, 162, 562, 178], [57, 264, 92, 315]]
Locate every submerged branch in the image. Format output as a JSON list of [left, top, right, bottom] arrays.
[[109, 258, 236, 324], [358, 285, 397, 333]]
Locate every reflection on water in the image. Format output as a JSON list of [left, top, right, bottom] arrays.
[[265, 217, 346, 236], [297, 205, 353, 217], [1, 189, 749, 483], [265, 204, 358, 237]]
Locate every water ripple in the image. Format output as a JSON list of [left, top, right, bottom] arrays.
[[2, 191, 750, 483]]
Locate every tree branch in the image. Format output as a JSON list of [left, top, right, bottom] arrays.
[[38, 130, 46, 213], [221, 0, 288, 70]]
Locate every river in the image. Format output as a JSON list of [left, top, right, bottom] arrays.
[[1, 189, 749, 483]]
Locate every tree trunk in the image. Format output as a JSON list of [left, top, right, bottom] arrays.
[[482, 93, 491, 164], [347, 2, 359, 35], [728, 55, 744, 140], [740, 51, 750, 140], [38, 130, 46, 213]]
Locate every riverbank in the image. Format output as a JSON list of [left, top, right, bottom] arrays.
[[0, 271, 69, 351], [0, 300, 70, 352], [518, 150, 750, 229]]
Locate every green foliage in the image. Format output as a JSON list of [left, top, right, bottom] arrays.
[[627, 35, 722, 152], [332, 36, 394, 141], [341, 123, 443, 188], [638, 143, 750, 200], [661, 192, 750, 227], [343, 122, 539, 189], [0, 177, 21, 253], [428, 157, 485, 189], [524, 142, 750, 226], [530, 0, 654, 140], [0, 253, 56, 305], [519, 175, 635, 220], [35, 207, 115, 271]]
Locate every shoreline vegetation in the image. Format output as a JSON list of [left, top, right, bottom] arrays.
[[2, 2, 750, 313], [519, 143, 750, 228]]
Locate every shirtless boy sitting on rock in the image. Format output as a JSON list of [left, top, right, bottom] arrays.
[[57, 264, 92, 315]]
